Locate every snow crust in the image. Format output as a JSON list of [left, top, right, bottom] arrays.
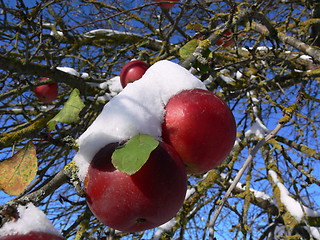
[[299, 54, 312, 61], [56, 67, 81, 77], [269, 170, 320, 222], [310, 227, 320, 240], [50, 30, 64, 38], [245, 117, 269, 138], [219, 74, 235, 84], [0, 203, 61, 237], [87, 76, 123, 101], [235, 71, 243, 79], [73, 60, 206, 180], [220, 173, 276, 204], [185, 188, 196, 200], [153, 218, 177, 240], [83, 29, 162, 44], [102, 76, 123, 100]]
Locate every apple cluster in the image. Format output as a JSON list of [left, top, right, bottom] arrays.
[[79, 60, 236, 233], [119, 60, 236, 174]]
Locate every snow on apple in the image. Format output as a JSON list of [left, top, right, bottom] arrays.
[[0, 203, 63, 239], [74, 60, 206, 181], [73, 59, 236, 232]]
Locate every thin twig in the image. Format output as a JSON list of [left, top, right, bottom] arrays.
[[208, 122, 284, 239]]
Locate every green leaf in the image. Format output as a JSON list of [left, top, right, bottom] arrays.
[[47, 89, 85, 131], [179, 39, 199, 59], [111, 134, 159, 175], [0, 141, 38, 196]]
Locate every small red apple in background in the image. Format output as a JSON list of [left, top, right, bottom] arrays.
[[34, 77, 58, 103], [120, 60, 149, 88], [216, 30, 234, 48], [162, 88, 236, 174], [84, 141, 187, 232], [154, 0, 179, 9], [0, 232, 66, 240]]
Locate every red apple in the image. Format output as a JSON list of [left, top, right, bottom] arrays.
[[120, 60, 149, 88], [162, 88, 236, 174], [84, 142, 187, 232], [34, 77, 58, 103], [0, 231, 66, 240], [216, 30, 234, 48], [154, 0, 179, 9]]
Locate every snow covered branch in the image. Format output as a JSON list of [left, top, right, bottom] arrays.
[[268, 170, 320, 227], [252, 22, 320, 62], [47, 27, 164, 51], [0, 54, 97, 96]]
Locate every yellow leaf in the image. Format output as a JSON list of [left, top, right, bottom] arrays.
[[0, 141, 38, 195], [186, 23, 204, 31]]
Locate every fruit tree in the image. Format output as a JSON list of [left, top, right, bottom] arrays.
[[0, 1, 319, 239]]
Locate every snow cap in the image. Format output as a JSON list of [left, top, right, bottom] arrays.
[[0, 203, 61, 237], [73, 60, 206, 180]]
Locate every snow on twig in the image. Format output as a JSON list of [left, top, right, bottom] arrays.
[[268, 170, 320, 222], [220, 173, 276, 205], [153, 219, 177, 240], [208, 122, 284, 240], [56, 67, 81, 77], [245, 117, 270, 139]]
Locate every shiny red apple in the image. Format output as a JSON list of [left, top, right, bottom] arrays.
[[120, 60, 149, 88], [0, 232, 66, 240], [154, 0, 179, 9], [84, 141, 187, 232], [162, 88, 236, 174], [34, 77, 58, 103], [216, 30, 234, 48]]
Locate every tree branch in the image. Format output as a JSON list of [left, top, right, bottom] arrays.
[[0, 53, 97, 96], [252, 22, 320, 62]]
